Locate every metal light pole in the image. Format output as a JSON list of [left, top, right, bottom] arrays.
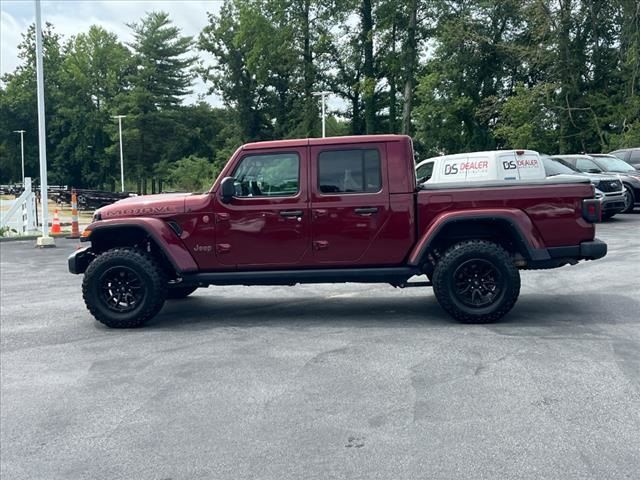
[[112, 115, 126, 192], [312, 91, 331, 138], [34, 0, 54, 247], [13, 130, 25, 184]]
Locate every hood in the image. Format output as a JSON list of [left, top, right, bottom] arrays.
[[617, 171, 640, 180], [550, 172, 616, 183], [98, 193, 189, 220]]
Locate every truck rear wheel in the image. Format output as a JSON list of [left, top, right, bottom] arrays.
[[432, 240, 520, 324], [82, 248, 167, 328]]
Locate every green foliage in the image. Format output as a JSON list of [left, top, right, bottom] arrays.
[[494, 83, 559, 153], [165, 155, 217, 192], [0, 226, 18, 237], [0, 3, 639, 188]]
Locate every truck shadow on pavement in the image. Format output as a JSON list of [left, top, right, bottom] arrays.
[[144, 292, 639, 331]]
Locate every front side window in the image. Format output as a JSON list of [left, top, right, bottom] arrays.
[[543, 158, 576, 176], [318, 149, 381, 194], [233, 153, 299, 197], [575, 158, 602, 173]]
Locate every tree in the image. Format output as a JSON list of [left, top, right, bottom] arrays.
[[52, 26, 131, 188], [121, 11, 198, 180], [0, 23, 63, 183]]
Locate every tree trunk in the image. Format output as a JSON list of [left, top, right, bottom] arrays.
[[302, 0, 315, 136], [361, 0, 376, 134], [401, 0, 418, 135], [389, 16, 397, 133]]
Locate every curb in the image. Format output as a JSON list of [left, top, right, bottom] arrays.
[[0, 232, 79, 243]]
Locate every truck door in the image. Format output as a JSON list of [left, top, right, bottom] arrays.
[[309, 144, 391, 265], [213, 148, 310, 267]]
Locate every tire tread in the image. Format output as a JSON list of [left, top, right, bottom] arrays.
[[82, 247, 167, 328], [432, 240, 520, 324]]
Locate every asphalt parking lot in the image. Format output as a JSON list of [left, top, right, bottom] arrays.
[[1, 215, 639, 480]]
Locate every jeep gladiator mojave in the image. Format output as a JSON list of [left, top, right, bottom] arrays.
[[68, 135, 607, 328]]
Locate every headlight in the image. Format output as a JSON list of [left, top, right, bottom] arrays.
[[594, 188, 604, 199]]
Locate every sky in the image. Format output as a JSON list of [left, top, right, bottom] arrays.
[[0, 0, 223, 104]]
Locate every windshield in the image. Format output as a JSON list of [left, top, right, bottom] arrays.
[[593, 155, 635, 173], [543, 157, 576, 176]]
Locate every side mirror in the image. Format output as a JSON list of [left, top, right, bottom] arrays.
[[588, 168, 602, 173], [220, 177, 235, 204]]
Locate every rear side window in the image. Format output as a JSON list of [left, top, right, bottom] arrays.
[[416, 161, 434, 183], [630, 149, 640, 163], [318, 149, 381, 194]]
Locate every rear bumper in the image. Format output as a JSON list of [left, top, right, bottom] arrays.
[[68, 246, 94, 274], [547, 238, 607, 261]]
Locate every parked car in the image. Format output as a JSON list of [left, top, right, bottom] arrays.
[[559, 154, 640, 213], [69, 135, 606, 328], [415, 150, 545, 184], [542, 156, 626, 219], [609, 148, 640, 170]]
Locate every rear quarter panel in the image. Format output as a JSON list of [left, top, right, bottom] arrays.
[[416, 182, 596, 248]]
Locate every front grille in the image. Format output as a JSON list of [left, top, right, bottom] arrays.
[[596, 179, 622, 193]]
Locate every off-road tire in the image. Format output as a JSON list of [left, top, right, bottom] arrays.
[[82, 248, 167, 328], [432, 240, 520, 324], [622, 186, 635, 213], [166, 285, 198, 299]]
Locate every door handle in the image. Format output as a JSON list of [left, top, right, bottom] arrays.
[[280, 210, 303, 218], [354, 207, 378, 215]]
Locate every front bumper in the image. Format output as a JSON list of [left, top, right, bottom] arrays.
[[600, 193, 626, 213], [68, 246, 94, 274]]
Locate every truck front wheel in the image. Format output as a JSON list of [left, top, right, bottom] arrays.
[[82, 248, 167, 328], [432, 240, 520, 323]]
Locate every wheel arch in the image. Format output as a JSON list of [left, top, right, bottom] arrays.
[[408, 210, 550, 269], [85, 218, 198, 275]]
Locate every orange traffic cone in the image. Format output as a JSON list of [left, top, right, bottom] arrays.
[[67, 192, 80, 239], [50, 208, 62, 234]]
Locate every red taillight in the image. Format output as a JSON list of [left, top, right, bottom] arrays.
[[582, 198, 601, 223], [516, 150, 525, 155]]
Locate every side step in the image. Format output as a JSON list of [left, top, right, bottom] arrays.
[[181, 266, 421, 287], [397, 280, 432, 288]]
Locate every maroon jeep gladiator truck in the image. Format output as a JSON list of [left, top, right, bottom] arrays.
[[69, 135, 606, 328]]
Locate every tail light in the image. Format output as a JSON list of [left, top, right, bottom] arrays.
[[582, 198, 601, 223]]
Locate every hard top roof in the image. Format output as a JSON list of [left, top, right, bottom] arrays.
[[241, 134, 410, 150]]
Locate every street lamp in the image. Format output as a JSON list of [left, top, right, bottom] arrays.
[[312, 91, 331, 138], [112, 115, 126, 192], [13, 130, 25, 184], [34, 0, 54, 247]]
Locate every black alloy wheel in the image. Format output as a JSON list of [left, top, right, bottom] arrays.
[[82, 248, 167, 328], [99, 266, 145, 313], [452, 259, 503, 309], [432, 240, 520, 324]]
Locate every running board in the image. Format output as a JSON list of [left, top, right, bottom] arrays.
[[397, 281, 432, 288], [182, 267, 421, 287]]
